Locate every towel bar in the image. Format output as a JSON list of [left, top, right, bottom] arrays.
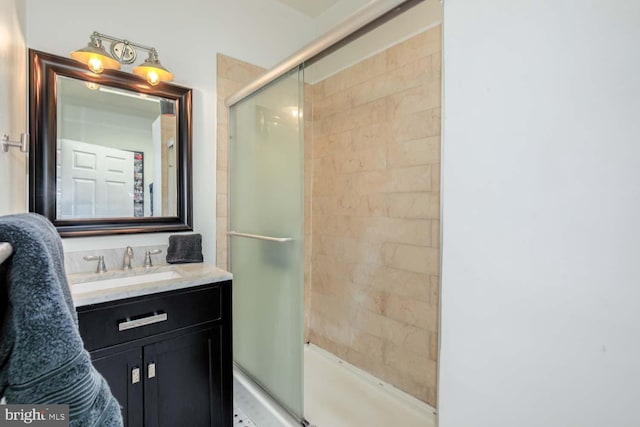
[[227, 231, 293, 243]]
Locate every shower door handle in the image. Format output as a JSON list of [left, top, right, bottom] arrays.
[[227, 231, 293, 243]]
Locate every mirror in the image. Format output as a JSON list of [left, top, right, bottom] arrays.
[[29, 49, 192, 237]]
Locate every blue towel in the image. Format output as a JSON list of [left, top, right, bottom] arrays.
[[0, 213, 123, 426]]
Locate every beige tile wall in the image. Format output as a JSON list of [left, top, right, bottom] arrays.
[[307, 26, 441, 405], [215, 54, 266, 270]]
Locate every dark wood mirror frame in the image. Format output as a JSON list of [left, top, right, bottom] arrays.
[[29, 49, 193, 237]]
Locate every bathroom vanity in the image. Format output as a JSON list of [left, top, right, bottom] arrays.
[[70, 264, 232, 427]]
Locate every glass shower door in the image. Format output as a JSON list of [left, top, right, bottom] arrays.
[[229, 67, 304, 420]]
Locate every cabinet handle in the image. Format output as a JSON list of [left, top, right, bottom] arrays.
[[118, 312, 168, 331], [148, 363, 156, 379], [132, 367, 140, 384]]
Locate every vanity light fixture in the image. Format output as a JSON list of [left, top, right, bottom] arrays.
[[71, 31, 174, 86]]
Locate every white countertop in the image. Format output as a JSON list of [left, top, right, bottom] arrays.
[[69, 263, 232, 307]]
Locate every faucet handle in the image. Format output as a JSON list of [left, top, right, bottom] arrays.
[[84, 255, 107, 273], [144, 249, 162, 268]]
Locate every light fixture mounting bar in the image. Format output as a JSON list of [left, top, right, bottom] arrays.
[[92, 31, 156, 54]]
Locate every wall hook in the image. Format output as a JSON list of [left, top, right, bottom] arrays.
[[2, 133, 29, 153]]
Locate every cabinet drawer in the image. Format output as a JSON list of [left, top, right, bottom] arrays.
[[78, 285, 222, 351]]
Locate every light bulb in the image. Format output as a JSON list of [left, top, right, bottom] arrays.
[[146, 70, 160, 86], [88, 56, 104, 73]]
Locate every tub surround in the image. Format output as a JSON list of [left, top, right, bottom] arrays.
[[215, 26, 441, 406], [69, 262, 232, 307], [307, 26, 442, 405]]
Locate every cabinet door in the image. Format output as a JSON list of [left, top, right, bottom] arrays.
[[143, 326, 226, 427], [91, 347, 143, 427]]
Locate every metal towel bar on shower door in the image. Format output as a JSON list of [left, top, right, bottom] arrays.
[[227, 231, 293, 243]]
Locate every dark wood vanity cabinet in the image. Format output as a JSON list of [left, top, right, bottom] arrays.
[[76, 281, 232, 427]]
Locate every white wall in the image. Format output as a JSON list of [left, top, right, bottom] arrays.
[[22, 0, 318, 262], [0, 0, 27, 215], [440, 1, 640, 426]]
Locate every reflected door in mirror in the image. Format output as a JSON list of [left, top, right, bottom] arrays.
[[58, 140, 134, 218]]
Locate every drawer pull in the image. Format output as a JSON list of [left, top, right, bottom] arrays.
[[118, 312, 168, 331]]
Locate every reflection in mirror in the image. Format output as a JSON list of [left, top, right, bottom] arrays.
[[56, 76, 178, 219]]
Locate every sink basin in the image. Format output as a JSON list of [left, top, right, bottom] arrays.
[[72, 270, 183, 294]]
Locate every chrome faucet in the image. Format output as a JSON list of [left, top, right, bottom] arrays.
[[123, 246, 134, 270]]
